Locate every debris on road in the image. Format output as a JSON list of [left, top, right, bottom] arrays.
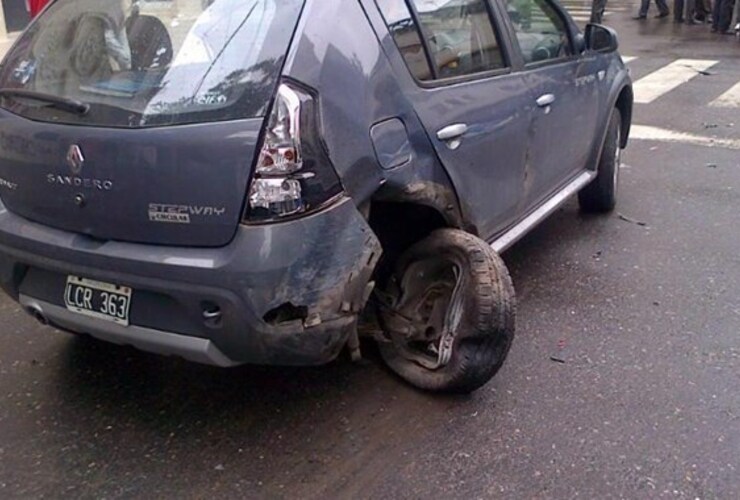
[[550, 338, 568, 363], [683, 65, 714, 76], [618, 213, 648, 227]]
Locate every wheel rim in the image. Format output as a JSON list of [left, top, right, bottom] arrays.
[[385, 256, 466, 371], [613, 126, 621, 195]]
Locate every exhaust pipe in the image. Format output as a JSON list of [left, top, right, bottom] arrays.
[[26, 304, 49, 326]]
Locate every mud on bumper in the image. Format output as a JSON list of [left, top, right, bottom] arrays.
[[0, 198, 380, 366]]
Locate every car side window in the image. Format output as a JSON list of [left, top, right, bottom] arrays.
[[375, 0, 434, 80], [503, 0, 572, 64], [375, 0, 507, 82]]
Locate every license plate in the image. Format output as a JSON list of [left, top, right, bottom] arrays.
[[64, 276, 132, 326]]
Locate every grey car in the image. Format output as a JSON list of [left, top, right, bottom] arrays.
[[0, 0, 632, 393]]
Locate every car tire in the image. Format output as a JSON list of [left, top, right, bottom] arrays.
[[377, 229, 515, 394], [579, 108, 622, 213]]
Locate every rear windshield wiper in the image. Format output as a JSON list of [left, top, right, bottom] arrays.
[[0, 88, 90, 115]]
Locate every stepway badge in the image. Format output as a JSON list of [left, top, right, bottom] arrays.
[[148, 203, 226, 224], [148, 204, 191, 224]]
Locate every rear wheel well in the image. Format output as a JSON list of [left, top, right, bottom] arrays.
[[368, 202, 451, 285], [615, 86, 633, 148]]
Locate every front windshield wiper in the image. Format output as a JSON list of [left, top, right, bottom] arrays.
[[0, 88, 90, 115]]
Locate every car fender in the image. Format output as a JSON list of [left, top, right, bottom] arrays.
[[371, 178, 467, 231], [284, 0, 469, 232], [586, 59, 632, 172]]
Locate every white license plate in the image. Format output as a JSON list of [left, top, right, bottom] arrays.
[[64, 276, 132, 326]]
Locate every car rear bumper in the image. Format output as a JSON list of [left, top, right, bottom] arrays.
[[0, 197, 380, 366]]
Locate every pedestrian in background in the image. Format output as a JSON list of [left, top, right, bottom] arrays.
[[634, 0, 670, 19], [26, 0, 51, 18], [674, 0, 697, 23], [591, 0, 608, 23], [712, 0, 736, 32], [693, 0, 711, 22]]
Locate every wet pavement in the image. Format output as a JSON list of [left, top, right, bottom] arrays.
[[1, 3, 739, 499]]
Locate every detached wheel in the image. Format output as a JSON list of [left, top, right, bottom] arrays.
[[579, 108, 622, 213], [377, 229, 515, 394]]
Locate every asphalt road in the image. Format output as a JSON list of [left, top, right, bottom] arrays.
[[1, 4, 739, 499]]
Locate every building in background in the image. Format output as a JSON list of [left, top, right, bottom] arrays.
[[1, 0, 31, 39]]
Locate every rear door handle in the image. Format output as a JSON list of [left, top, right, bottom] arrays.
[[536, 94, 556, 107], [437, 123, 468, 141], [437, 123, 468, 150]]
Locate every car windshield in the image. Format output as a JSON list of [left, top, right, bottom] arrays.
[[0, 0, 304, 128]]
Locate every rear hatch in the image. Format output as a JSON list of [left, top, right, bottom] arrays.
[[0, 0, 304, 247]]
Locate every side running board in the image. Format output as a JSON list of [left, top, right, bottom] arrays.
[[490, 170, 596, 254]]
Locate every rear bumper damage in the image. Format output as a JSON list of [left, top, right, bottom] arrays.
[[0, 197, 380, 366]]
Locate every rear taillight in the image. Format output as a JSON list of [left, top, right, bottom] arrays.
[[244, 82, 343, 223]]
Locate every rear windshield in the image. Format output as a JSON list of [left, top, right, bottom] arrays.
[[0, 0, 304, 128]]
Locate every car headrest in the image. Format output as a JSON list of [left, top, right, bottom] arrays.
[[125, 15, 173, 71]]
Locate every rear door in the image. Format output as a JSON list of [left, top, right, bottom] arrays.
[[0, 114, 262, 247], [500, 0, 602, 207], [373, 0, 533, 240]]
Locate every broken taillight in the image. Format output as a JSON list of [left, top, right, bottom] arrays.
[[244, 82, 343, 222]]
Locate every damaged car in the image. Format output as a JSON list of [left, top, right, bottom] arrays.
[[0, 0, 632, 393]]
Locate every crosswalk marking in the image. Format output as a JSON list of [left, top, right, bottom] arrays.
[[621, 56, 637, 63], [710, 81, 740, 108], [560, 1, 629, 11], [567, 13, 614, 21], [630, 125, 740, 150], [633, 59, 719, 104]]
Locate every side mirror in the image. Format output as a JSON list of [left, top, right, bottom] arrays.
[[574, 33, 587, 54], [584, 24, 619, 53]]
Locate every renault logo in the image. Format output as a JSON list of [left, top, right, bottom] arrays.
[[66, 145, 85, 174]]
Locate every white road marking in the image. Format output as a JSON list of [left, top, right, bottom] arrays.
[[710, 81, 740, 108], [630, 125, 740, 150], [561, 0, 629, 10], [633, 59, 719, 104], [621, 56, 637, 63]]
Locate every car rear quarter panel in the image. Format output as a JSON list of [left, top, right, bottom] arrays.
[[281, 0, 465, 226]]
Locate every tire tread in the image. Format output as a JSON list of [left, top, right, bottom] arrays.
[[579, 108, 622, 213], [378, 229, 516, 394]]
